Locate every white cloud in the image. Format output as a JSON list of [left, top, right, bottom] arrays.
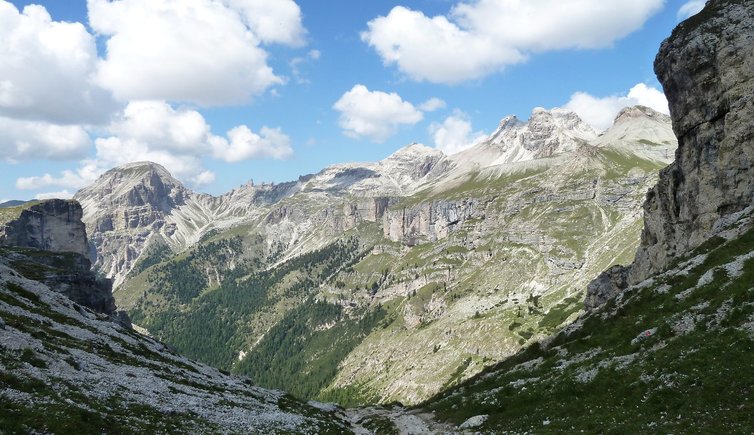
[[34, 190, 74, 200], [0, 117, 91, 161], [17, 100, 295, 191], [17, 170, 92, 191], [678, 0, 706, 19], [225, 0, 306, 46], [363, 0, 664, 84], [564, 83, 670, 131], [419, 98, 447, 112], [290, 49, 322, 84], [0, 2, 117, 124], [333, 85, 423, 142], [88, 0, 305, 105], [429, 110, 486, 155], [211, 126, 293, 162]]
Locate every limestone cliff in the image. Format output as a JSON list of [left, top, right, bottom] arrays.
[[0, 199, 89, 257], [0, 246, 119, 318], [587, 0, 754, 308], [0, 199, 123, 320]]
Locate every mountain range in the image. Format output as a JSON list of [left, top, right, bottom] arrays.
[[71, 103, 677, 405], [1, 0, 752, 432]]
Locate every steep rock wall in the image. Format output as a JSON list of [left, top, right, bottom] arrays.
[[587, 0, 754, 307], [631, 0, 754, 284], [384, 200, 478, 245], [0, 200, 89, 257]]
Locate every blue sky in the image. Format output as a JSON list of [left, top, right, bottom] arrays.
[[0, 0, 705, 200]]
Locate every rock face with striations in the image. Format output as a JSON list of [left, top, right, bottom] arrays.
[[0, 199, 89, 257], [0, 199, 123, 320], [74, 162, 193, 286], [587, 0, 754, 308]]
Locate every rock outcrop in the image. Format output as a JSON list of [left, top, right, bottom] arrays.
[[584, 265, 629, 310], [587, 0, 754, 308], [0, 199, 125, 322], [1, 247, 119, 318], [631, 0, 754, 284], [384, 199, 478, 244], [0, 199, 89, 257]]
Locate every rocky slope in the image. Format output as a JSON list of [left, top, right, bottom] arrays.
[[0, 198, 360, 433], [103, 105, 677, 406], [0, 255, 359, 433], [0, 199, 89, 258], [420, 217, 754, 433], [587, 0, 754, 308]]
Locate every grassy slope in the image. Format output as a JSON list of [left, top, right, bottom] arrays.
[[422, 226, 754, 433], [0, 201, 41, 226]]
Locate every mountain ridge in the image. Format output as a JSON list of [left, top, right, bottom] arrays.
[[100, 104, 678, 405], [75, 105, 670, 288]]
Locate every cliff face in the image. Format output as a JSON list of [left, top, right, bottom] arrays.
[[0, 199, 122, 320], [586, 0, 754, 308], [0, 199, 89, 258], [0, 246, 119, 318], [630, 0, 754, 284]]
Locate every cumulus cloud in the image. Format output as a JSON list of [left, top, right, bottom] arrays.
[[225, 0, 306, 46], [34, 190, 74, 200], [88, 0, 305, 105], [429, 110, 486, 154], [564, 83, 670, 131], [0, 1, 117, 124], [333, 85, 423, 142], [211, 126, 293, 162], [17, 100, 295, 191], [419, 98, 447, 112], [363, 0, 664, 84], [0, 117, 91, 162], [678, 0, 706, 19], [17, 170, 93, 191]]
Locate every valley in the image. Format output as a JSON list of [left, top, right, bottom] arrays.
[[79, 106, 677, 405], [2, 0, 753, 433]]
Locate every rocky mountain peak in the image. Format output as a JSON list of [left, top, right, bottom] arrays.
[[387, 142, 442, 159], [75, 161, 188, 213], [528, 107, 597, 139], [613, 105, 671, 125], [380, 142, 446, 182], [596, 105, 676, 163], [497, 115, 523, 131], [456, 107, 597, 168]]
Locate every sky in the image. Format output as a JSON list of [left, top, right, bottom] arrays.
[[0, 0, 707, 201]]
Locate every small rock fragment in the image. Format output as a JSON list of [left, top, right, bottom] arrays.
[[459, 414, 488, 429]]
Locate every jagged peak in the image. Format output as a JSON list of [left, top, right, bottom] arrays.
[[529, 107, 595, 132], [494, 115, 523, 133], [613, 105, 671, 125]]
